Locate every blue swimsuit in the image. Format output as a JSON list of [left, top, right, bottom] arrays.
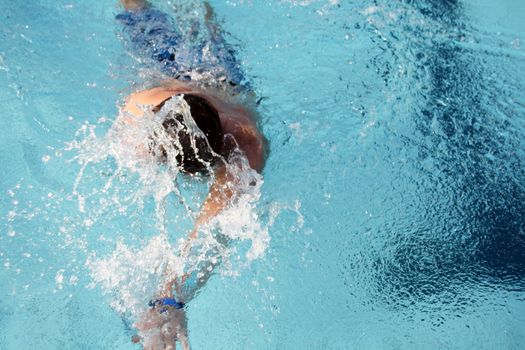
[[116, 6, 246, 90]]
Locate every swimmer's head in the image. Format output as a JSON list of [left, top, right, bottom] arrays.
[[151, 94, 223, 174]]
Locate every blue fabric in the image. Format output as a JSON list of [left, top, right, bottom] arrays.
[[149, 297, 185, 312], [159, 297, 184, 309], [116, 7, 246, 89]]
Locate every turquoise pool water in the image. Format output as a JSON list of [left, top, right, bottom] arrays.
[[1, 0, 525, 349]]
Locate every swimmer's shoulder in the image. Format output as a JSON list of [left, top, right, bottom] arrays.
[[123, 86, 187, 117]]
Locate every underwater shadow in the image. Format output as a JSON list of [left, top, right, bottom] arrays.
[[374, 0, 525, 308]]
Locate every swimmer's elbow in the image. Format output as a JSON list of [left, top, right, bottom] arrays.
[[236, 134, 266, 173], [247, 139, 267, 173]]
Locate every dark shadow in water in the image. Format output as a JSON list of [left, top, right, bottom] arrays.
[[374, 0, 525, 307]]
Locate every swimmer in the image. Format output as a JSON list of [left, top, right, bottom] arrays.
[[118, 0, 266, 239], [116, 0, 266, 348]]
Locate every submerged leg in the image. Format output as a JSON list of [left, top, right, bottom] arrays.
[[116, 1, 185, 74], [202, 1, 246, 88]]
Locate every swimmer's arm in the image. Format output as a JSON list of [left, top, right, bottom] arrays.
[[122, 88, 179, 118], [121, 84, 193, 120], [189, 122, 265, 234], [161, 168, 236, 292], [175, 167, 234, 261], [180, 123, 264, 256], [188, 166, 234, 240], [236, 131, 266, 173]]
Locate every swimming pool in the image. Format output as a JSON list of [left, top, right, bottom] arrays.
[[1, 0, 524, 349]]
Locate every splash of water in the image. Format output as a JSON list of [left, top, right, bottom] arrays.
[[87, 235, 183, 317], [67, 94, 273, 316]]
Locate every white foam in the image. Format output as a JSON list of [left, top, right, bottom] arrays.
[[69, 99, 276, 315], [87, 235, 184, 316]]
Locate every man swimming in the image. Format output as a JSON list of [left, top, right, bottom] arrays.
[[116, 0, 266, 348]]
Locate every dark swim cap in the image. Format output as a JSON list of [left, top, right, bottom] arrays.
[[152, 94, 224, 174]]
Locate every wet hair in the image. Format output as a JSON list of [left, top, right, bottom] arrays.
[[153, 94, 223, 174]]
